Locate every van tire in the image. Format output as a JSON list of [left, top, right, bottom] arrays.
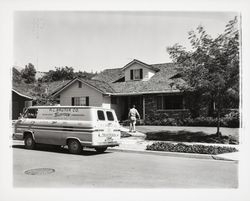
[[95, 147, 107, 153], [24, 134, 36, 150], [68, 139, 82, 154]]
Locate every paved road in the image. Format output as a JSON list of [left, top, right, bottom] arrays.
[[13, 144, 238, 188]]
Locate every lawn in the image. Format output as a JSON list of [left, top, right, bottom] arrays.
[[136, 126, 239, 145]]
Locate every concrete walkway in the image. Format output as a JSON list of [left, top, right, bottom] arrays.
[[109, 127, 239, 161]]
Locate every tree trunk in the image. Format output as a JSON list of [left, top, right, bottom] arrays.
[[216, 110, 222, 137], [216, 96, 222, 138]]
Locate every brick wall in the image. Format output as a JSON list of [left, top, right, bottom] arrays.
[[144, 94, 190, 125]]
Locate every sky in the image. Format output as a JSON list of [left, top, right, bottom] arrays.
[[14, 11, 238, 73]]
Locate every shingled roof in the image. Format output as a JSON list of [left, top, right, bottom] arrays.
[[50, 77, 115, 97], [90, 62, 182, 94], [12, 82, 34, 99], [92, 68, 124, 83], [110, 63, 183, 94], [49, 61, 182, 96]]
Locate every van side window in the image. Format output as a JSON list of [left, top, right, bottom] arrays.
[[24, 108, 38, 119], [97, 110, 105, 120], [106, 111, 114, 121]]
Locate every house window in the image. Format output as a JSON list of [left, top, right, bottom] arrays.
[[71, 96, 89, 106], [130, 69, 143, 80], [157, 95, 183, 110], [78, 81, 82, 88]]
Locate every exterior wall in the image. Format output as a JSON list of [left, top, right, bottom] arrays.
[[111, 97, 126, 121], [144, 94, 190, 124], [124, 63, 155, 81], [59, 81, 104, 106], [102, 96, 111, 109], [12, 91, 32, 120]]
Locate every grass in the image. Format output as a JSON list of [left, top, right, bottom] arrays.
[[133, 126, 239, 145]]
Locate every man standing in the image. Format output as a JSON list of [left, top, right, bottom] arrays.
[[128, 105, 140, 133]]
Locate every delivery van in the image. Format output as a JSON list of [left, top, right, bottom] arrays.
[[13, 106, 121, 154]]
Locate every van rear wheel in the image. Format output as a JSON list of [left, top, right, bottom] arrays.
[[68, 139, 82, 154], [24, 134, 36, 150], [95, 147, 107, 153]]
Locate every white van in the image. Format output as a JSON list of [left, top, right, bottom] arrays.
[[13, 106, 121, 154]]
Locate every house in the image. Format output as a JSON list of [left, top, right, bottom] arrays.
[[49, 59, 190, 122], [12, 89, 33, 119]]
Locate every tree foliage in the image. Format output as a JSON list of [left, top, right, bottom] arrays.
[[39, 66, 96, 82], [167, 16, 240, 134], [21, 63, 36, 83], [12, 67, 23, 83]]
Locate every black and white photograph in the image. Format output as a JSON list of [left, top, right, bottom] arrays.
[[1, 0, 250, 201]]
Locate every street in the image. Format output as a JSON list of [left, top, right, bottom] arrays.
[[13, 144, 238, 188]]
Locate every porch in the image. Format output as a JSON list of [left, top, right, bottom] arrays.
[[111, 95, 144, 121], [111, 93, 188, 122]]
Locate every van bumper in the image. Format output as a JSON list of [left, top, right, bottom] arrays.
[[89, 142, 120, 148], [13, 133, 23, 140]]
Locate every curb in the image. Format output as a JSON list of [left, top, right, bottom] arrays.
[[108, 147, 238, 162], [13, 140, 237, 162]]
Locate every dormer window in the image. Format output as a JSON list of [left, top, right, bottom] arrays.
[[130, 69, 143, 80]]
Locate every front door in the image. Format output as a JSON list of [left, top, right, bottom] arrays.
[[117, 95, 144, 121], [128, 96, 143, 119]]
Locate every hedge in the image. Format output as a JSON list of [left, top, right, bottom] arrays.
[[144, 111, 240, 128], [146, 142, 238, 155]]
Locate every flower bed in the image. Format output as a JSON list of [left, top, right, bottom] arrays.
[[145, 131, 238, 144], [146, 142, 238, 155]]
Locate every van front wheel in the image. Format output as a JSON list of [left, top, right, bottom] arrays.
[[24, 135, 36, 150], [68, 139, 82, 154], [95, 147, 107, 153]]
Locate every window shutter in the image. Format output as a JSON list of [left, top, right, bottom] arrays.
[[140, 69, 143, 79], [71, 97, 75, 106], [130, 70, 133, 80], [86, 96, 89, 106]]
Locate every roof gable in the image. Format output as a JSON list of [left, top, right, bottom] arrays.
[[50, 77, 115, 97], [121, 59, 159, 72], [109, 62, 183, 94]]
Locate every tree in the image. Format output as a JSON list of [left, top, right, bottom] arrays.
[[21, 63, 36, 83], [12, 67, 22, 83], [39, 66, 96, 82], [39, 66, 74, 82], [167, 16, 239, 136]]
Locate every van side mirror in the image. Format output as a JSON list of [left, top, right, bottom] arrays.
[[18, 113, 23, 119]]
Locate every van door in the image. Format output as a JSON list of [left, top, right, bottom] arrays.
[[33, 119, 64, 145], [94, 110, 120, 145], [21, 108, 37, 134]]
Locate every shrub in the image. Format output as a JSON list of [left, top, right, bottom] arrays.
[[144, 113, 240, 128], [222, 111, 240, 128], [146, 142, 238, 155]]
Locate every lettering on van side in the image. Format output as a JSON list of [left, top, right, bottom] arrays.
[[54, 112, 71, 117], [49, 108, 79, 112]]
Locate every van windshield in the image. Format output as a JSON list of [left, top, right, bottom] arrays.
[[24, 108, 38, 119], [106, 111, 114, 121], [97, 110, 105, 120]]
